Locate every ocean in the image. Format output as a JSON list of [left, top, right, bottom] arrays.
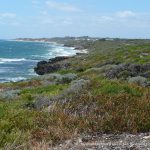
[[0, 40, 77, 83]]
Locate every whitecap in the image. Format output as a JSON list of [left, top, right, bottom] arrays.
[[0, 58, 26, 64]]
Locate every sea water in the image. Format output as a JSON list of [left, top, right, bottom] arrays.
[[0, 40, 77, 82]]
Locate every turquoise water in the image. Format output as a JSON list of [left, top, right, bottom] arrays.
[[0, 40, 77, 82]]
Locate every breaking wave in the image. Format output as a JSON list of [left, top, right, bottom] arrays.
[[0, 58, 26, 64]]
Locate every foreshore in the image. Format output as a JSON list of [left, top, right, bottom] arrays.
[[15, 38, 88, 57], [14, 38, 89, 76]]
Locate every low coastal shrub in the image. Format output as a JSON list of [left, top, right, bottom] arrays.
[[66, 79, 90, 94], [37, 73, 77, 84], [21, 84, 66, 95], [56, 73, 78, 84], [91, 78, 143, 97], [57, 69, 77, 74], [33, 96, 53, 109], [0, 90, 21, 100], [128, 76, 149, 87], [85, 65, 116, 74]]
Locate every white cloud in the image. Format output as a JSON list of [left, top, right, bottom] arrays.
[[62, 18, 73, 25], [116, 11, 136, 18], [0, 13, 20, 26], [95, 10, 137, 24], [0, 13, 16, 19], [40, 11, 48, 15], [100, 16, 114, 21], [32, 0, 40, 5], [46, 1, 80, 12], [41, 19, 54, 25], [40, 16, 73, 26]]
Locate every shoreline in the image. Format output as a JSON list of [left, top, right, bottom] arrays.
[[13, 39, 89, 54], [0, 39, 88, 83]]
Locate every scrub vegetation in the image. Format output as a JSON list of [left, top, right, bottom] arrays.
[[0, 38, 150, 149]]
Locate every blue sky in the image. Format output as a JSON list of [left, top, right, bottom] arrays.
[[0, 0, 150, 39]]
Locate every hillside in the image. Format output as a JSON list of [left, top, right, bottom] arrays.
[[0, 38, 150, 149]]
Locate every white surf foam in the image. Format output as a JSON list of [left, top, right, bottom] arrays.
[[0, 58, 26, 64], [47, 46, 77, 58]]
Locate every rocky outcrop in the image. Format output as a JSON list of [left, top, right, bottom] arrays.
[[34, 56, 71, 75]]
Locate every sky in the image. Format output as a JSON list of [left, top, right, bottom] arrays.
[[0, 0, 150, 39]]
